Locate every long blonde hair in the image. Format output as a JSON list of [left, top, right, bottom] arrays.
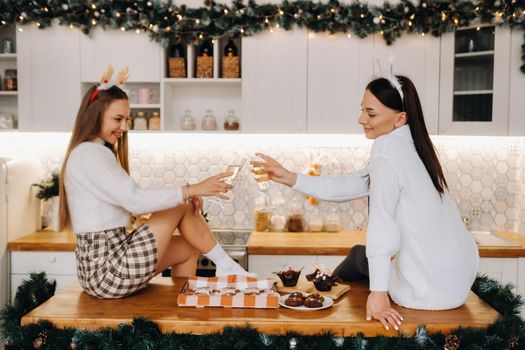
[[59, 85, 129, 231]]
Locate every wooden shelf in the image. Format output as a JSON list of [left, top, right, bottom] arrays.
[[0, 91, 17, 96], [163, 78, 241, 87], [454, 90, 493, 95]]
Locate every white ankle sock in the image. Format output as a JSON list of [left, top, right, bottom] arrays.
[[204, 242, 257, 277]]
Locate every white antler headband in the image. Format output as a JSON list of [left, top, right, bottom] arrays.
[[375, 53, 404, 102]]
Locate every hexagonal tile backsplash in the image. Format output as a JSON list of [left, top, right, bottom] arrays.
[[0, 133, 524, 233]]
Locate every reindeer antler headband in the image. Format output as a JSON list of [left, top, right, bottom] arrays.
[[375, 54, 404, 110], [88, 65, 129, 105]]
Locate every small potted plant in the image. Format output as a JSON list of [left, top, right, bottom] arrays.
[[33, 172, 60, 231]]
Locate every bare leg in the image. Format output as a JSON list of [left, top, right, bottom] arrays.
[[146, 202, 254, 277], [146, 203, 216, 261], [154, 235, 199, 276]]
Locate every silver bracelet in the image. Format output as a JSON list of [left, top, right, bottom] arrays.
[[185, 182, 192, 203]]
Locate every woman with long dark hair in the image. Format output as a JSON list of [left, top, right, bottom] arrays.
[[253, 75, 479, 330]]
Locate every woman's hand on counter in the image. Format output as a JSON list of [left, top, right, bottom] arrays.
[[366, 291, 403, 331], [251, 153, 297, 187]]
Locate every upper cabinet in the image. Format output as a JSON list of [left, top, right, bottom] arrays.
[[307, 33, 373, 134], [80, 28, 161, 83], [242, 29, 308, 133], [0, 24, 18, 130], [439, 26, 511, 135], [508, 29, 525, 136], [17, 25, 81, 131], [373, 33, 441, 135]]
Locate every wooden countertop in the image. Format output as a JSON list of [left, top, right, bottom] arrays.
[[8, 229, 525, 257], [247, 230, 525, 257], [21, 277, 500, 337]]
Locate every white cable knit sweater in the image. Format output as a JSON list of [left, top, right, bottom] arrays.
[[64, 138, 183, 234], [294, 125, 479, 310]]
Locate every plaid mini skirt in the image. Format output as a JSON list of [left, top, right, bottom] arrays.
[[75, 224, 158, 299]]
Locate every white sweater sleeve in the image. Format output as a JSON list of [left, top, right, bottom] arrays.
[[366, 154, 402, 292], [68, 143, 183, 215], [292, 168, 370, 202]]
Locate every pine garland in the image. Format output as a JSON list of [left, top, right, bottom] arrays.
[[1, 273, 524, 349], [0, 0, 524, 73]]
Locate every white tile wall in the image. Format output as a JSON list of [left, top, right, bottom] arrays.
[[0, 132, 523, 233]]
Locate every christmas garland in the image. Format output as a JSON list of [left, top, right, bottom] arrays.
[[1, 273, 524, 349], [0, 0, 524, 74]]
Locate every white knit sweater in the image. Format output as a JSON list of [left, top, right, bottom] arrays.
[[64, 138, 183, 233], [294, 125, 479, 310]]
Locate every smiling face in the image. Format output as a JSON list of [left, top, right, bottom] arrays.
[[358, 89, 407, 139], [98, 99, 131, 145]]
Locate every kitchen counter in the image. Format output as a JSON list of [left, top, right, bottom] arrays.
[[8, 229, 525, 257], [247, 230, 525, 257], [21, 277, 499, 336]]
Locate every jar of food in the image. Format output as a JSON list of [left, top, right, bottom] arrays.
[[324, 204, 341, 232], [254, 195, 271, 232], [308, 216, 324, 232], [4, 69, 17, 91], [223, 110, 240, 131], [270, 196, 286, 232], [148, 111, 161, 130], [133, 111, 148, 130], [286, 196, 304, 232], [180, 110, 196, 130], [201, 109, 217, 130]]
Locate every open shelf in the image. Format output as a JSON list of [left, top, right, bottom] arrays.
[[163, 78, 241, 87], [0, 53, 16, 60], [454, 90, 493, 95], [0, 91, 17, 96], [455, 50, 494, 58], [130, 103, 161, 109]]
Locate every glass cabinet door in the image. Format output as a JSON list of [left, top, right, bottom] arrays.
[[439, 26, 511, 135]]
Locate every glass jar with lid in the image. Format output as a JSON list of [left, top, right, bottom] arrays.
[[201, 109, 217, 130], [254, 194, 272, 232], [133, 111, 148, 130], [180, 109, 196, 130], [270, 195, 286, 232], [223, 110, 240, 131], [324, 204, 341, 232], [148, 111, 161, 130], [286, 196, 305, 232]]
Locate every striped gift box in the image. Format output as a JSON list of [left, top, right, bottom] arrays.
[[177, 275, 280, 309]]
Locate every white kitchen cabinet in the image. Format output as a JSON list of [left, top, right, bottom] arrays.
[[373, 33, 440, 135], [0, 24, 18, 130], [307, 33, 373, 133], [16, 25, 81, 131], [80, 28, 161, 83], [518, 258, 525, 317], [10, 251, 76, 300], [508, 30, 525, 136], [242, 29, 308, 133], [478, 257, 518, 286], [439, 26, 511, 135]]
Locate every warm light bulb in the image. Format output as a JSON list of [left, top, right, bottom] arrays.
[[91, 19, 97, 25], [279, 10, 284, 15], [121, 26, 125, 31], [224, 9, 228, 14], [195, 19, 200, 24], [347, 33, 352, 38]]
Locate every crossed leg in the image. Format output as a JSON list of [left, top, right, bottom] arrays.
[[147, 203, 216, 277]]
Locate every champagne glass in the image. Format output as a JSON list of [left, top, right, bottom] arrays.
[[207, 153, 247, 209]]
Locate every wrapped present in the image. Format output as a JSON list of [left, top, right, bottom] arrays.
[[177, 275, 279, 309]]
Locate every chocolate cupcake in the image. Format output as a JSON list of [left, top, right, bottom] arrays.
[[306, 264, 339, 292], [285, 292, 306, 307], [275, 267, 303, 287], [303, 294, 323, 308]]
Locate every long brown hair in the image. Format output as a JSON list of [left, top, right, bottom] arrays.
[[366, 76, 448, 196], [59, 85, 129, 231]]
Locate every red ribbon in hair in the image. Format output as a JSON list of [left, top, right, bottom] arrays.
[[88, 89, 101, 105]]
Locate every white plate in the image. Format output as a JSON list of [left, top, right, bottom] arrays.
[[279, 294, 333, 311]]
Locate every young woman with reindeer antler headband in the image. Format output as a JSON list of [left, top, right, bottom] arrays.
[[59, 66, 255, 299]]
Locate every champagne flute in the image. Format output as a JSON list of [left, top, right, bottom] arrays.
[[207, 154, 247, 209]]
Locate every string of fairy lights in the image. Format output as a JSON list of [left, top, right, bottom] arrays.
[[0, 0, 524, 72]]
